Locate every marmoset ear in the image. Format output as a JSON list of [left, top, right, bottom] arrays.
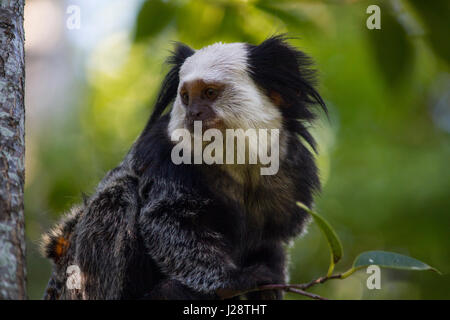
[[246, 35, 326, 117], [246, 35, 326, 151], [147, 43, 195, 126]]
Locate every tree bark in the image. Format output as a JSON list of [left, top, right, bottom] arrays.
[[0, 0, 26, 300]]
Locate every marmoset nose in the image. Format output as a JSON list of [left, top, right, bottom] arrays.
[[187, 104, 211, 122], [188, 109, 203, 119]]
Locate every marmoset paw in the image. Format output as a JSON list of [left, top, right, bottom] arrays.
[[240, 264, 279, 288]]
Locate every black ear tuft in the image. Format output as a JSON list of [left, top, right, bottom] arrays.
[[246, 35, 326, 150], [147, 43, 195, 127]]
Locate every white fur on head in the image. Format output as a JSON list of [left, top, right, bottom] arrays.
[[167, 42, 282, 136]]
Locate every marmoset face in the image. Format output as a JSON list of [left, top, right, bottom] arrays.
[[168, 42, 282, 137]]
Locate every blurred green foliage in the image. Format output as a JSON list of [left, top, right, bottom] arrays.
[[25, 0, 449, 299]]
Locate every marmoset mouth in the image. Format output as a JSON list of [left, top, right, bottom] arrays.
[[186, 118, 224, 133], [171, 121, 281, 175]]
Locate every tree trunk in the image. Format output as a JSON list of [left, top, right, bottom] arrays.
[[0, 0, 26, 300]]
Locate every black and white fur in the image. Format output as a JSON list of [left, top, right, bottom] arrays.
[[41, 35, 326, 300]]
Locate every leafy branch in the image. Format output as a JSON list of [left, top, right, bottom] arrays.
[[221, 202, 440, 300]]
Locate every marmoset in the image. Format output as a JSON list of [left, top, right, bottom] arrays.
[[41, 35, 326, 300]]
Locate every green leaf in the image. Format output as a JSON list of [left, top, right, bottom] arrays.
[[296, 202, 343, 275], [352, 250, 440, 274], [134, 0, 175, 42]]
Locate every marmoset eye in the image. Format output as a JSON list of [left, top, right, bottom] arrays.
[[205, 88, 218, 100], [181, 92, 189, 104]]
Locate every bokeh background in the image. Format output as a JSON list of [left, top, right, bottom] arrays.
[[24, 0, 449, 299]]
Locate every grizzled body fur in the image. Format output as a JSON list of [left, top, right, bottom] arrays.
[[41, 36, 326, 300]]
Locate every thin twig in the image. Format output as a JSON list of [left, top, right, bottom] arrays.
[[286, 287, 328, 300], [298, 273, 343, 290], [221, 273, 345, 300]]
